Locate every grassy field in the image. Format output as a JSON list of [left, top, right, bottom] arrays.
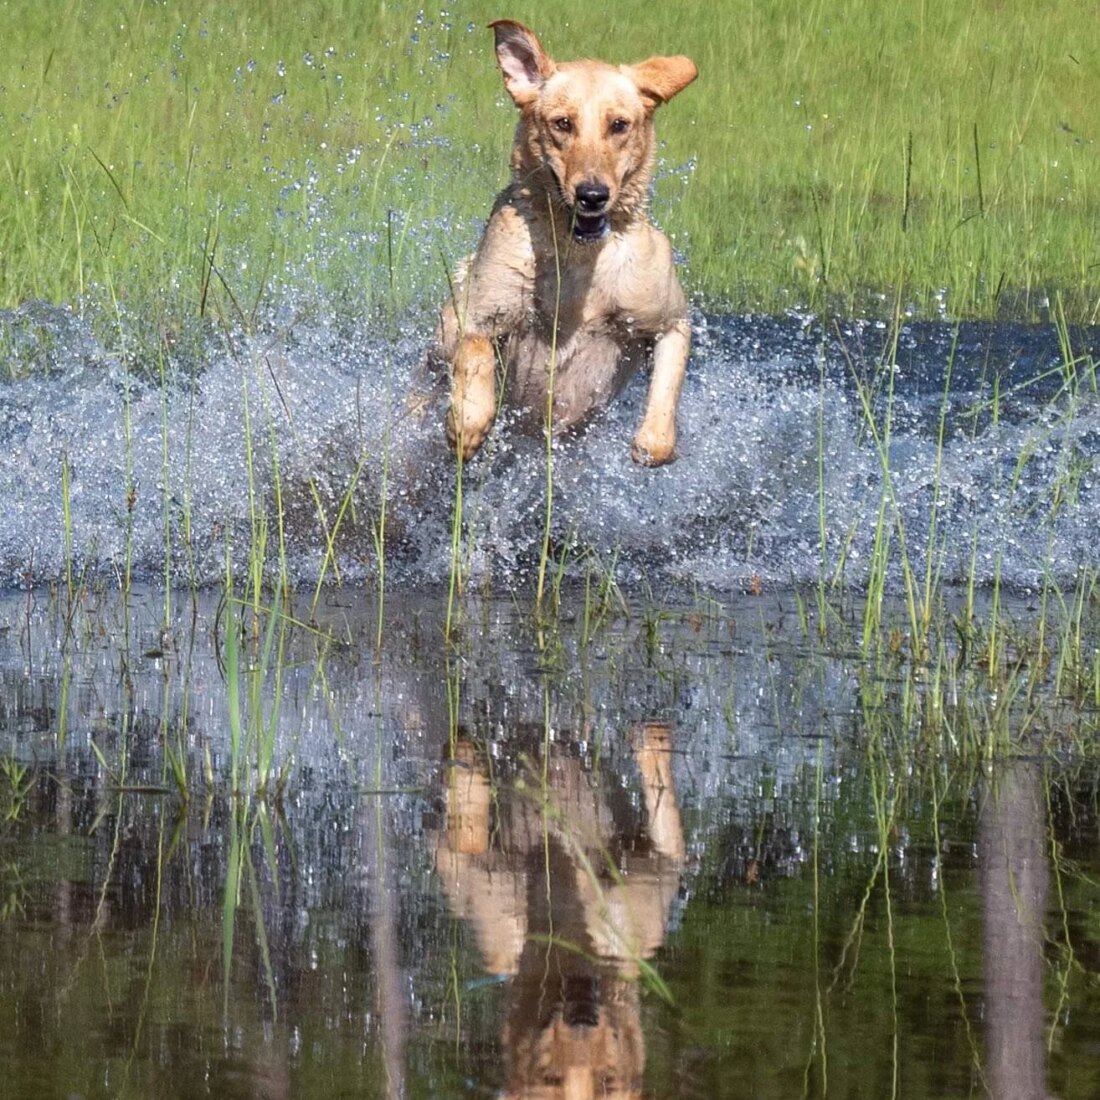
[[1, 0, 1097, 326]]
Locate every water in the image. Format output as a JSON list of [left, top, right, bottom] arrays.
[[1, 587, 1098, 1099], [5, 11, 1099, 1096], [3, 271, 1100, 1100], [2, 299, 1099, 591]]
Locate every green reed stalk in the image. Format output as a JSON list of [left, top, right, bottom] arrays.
[[917, 327, 959, 650], [60, 167, 85, 300], [815, 347, 830, 642], [183, 388, 200, 593], [929, 763, 986, 1081], [808, 735, 829, 1095], [861, 454, 892, 654], [250, 590, 282, 791], [443, 650, 462, 759], [868, 737, 900, 1100], [59, 449, 73, 602], [224, 559, 243, 796], [274, 640, 328, 796], [1048, 574, 1073, 701], [1044, 777, 1077, 1046], [158, 342, 173, 625], [237, 355, 268, 616], [160, 628, 188, 797], [987, 552, 1003, 682], [851, 296, 924, 657], [307, 451, 371, 619], [245, 816, 280, 1021], [1026, 562, 1055, 705], [120, 351, 135, 602], [550, 536, 573, 618], [121, 802, 167, 1093], [441, 274, 465, 644], [266, 429, 289, 603], [251, 344, 296, 601], [445, 450, 464, 644], [90, 701, 130, 925], [1052, 570, 1094, 704], [373, 369, 392, 653], [221, 795, 246, 1016], [54, 652, 72, 752]]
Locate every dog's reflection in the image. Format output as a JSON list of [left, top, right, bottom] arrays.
[[434, 723, 684, 1100]]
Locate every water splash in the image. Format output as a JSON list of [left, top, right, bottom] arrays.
[[2, 299, 1097, 591]]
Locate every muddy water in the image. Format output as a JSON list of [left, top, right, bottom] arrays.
[[1, 586, 1098, 1099]]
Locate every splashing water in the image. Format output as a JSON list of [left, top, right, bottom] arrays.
[[4, 7, 1095, 595], [2, 297, 1097, 592]]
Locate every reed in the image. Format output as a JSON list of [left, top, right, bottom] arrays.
[[534, 200, 564, 621], [59, 450, 74, 604]]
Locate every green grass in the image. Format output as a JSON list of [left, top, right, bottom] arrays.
[[1, 0, 1096, 327]]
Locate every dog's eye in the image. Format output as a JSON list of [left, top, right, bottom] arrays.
[[551, 116, 573, 134], [610, 117, 630, 135]]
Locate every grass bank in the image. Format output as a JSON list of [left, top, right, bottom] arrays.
[[1, 0, 1097, 325]]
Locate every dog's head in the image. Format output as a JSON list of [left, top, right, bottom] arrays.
[[490, 20, 697, 244], [504, 972, 645, 1099]]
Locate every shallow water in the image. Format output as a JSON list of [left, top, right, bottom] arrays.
[[2, 301, 1099, 591], [5, 10, 1100, 1095], [1, 586, 1098, 1099]]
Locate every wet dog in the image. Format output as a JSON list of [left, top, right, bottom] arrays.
[[431, 21, 697, 466], [433, 723, 684, 1098]]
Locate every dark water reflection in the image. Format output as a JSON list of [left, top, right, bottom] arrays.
[[981, 762, 1049, 1100], [1, 587, 1098, 1099]]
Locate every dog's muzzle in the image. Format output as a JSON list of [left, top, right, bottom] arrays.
[[570, 181, 611, 242]]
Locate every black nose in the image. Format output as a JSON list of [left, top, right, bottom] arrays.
[[575, 181, 610, 212]]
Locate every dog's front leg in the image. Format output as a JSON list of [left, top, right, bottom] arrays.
[[445, 333, 497, 461], [631, 318, 690, 466]]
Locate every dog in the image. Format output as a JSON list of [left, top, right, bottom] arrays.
[[431, 20, 697, 466], [433, 723, 684, 1098]]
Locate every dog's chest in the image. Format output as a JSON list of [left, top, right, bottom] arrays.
[[530, 239, 649, 336]]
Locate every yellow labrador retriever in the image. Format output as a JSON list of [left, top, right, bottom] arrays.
[[433, 21, 697, 466], [434, 723, 684, 1097]]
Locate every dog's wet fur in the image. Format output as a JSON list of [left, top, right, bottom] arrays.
[[430, 21, 697, 466]]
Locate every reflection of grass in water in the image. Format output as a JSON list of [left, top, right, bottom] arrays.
[[7, 582, 1100, 1092], [662, 649, 1088, 1098], [1, 1, 1096, 324], [929, 762, 986, 1089], [218, 581, 308, 1022], [0, 755, 33, 826], [221, 577, 328, 798]]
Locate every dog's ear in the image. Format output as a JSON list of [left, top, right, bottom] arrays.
[[489, 20, 555, 107], [627, 56, 698, 111]]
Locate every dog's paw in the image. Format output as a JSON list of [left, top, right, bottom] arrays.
[[631, 430, 676, 467], [445, 407, 490, 461]]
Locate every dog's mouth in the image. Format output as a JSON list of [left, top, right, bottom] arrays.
[[569, 210, 610, 243], [548, 170, 613, 242]]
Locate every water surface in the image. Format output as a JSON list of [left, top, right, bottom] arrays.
[[1, 587, 1098, 1099]]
